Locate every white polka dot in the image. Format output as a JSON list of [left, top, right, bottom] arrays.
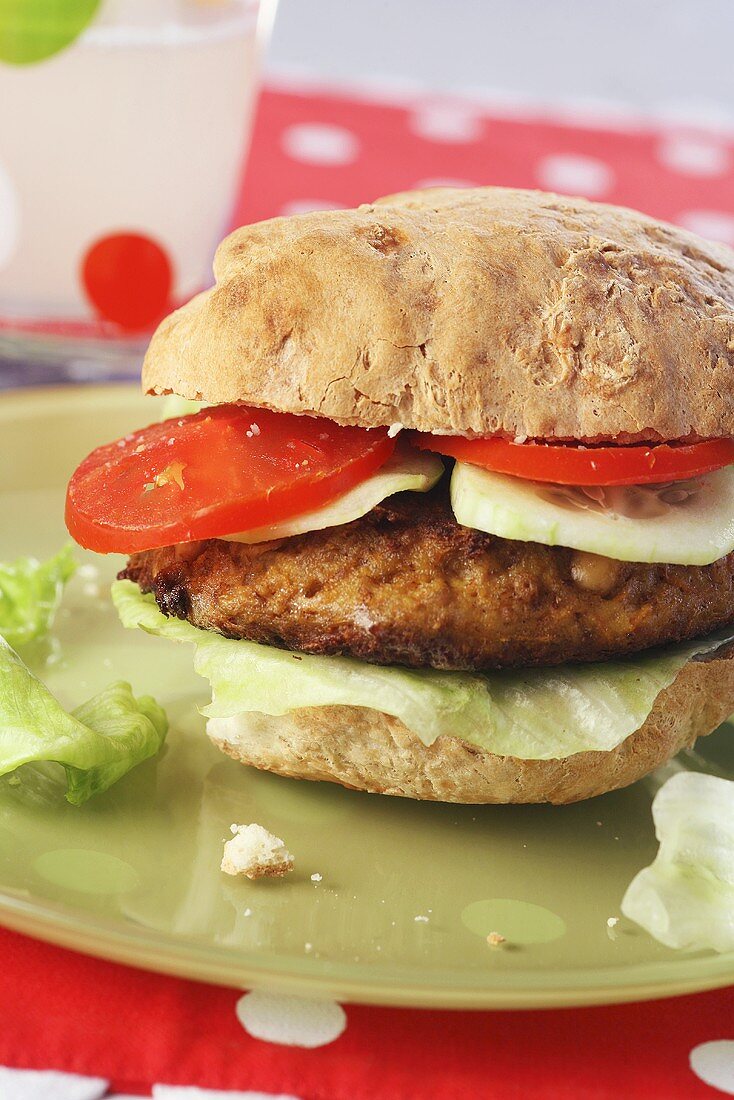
[[281, 123, 359, 166], [0, 1067, 108, 1100], [658, 135, 730, 177], [0, 161, 20, 269], [690, 1041, 734, 1095], [153, 1086, 302, 1099], [536, 154, 614, 198], [413, 177, 480, 190], [678, 210, 734, 246], [236, 991, 347, 1048], [280, 199, 346, 216], [409, 104, 483, 143]]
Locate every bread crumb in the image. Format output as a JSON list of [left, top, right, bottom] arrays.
[[311, 873, 323, 882], [221, 823, 294, 879], [414, 914, 429, 923], [486, 931, 506, 947], [607, 916, 619, 928]]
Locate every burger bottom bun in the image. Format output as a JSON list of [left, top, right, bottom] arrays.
[[208, 648, 734, 804]]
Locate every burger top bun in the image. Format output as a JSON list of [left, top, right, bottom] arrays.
[[143, 186, 734, 443]]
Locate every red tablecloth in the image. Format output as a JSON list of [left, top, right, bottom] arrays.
[[3, 82, 734, 1099], [237, 80, 734, 238], [1, 926, 733, 1098]]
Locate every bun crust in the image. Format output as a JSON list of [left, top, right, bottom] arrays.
[[144, 186, 734, 442], [208, 648, 734, 804]]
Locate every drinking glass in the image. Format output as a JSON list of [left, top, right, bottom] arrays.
[[0, 0, 276, 377]]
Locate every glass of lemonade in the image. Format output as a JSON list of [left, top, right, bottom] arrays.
[[0, 0, 276, 376]]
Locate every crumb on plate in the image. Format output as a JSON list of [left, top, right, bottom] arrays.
[[221, 823, 294, 880]]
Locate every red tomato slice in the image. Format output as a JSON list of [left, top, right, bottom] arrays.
[[66, 405, 396, 553], [411, 433, 734, 486]]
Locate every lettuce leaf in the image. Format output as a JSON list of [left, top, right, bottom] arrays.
[[159, 395, 206, 420], [621, 772, 734, 952], [0, 545, 76, 648], [0, 634, 168, 804], [112, 579, 734, 760]]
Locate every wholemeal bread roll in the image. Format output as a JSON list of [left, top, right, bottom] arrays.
[[143, 186, 734, 443], [208, 646, 734, 805], [136, 185, 734, 804]]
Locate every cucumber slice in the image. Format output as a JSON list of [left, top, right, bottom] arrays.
[[450, 460, 734, 565], [224, 448, 444, 544]]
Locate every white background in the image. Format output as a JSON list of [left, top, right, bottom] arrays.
[[268, 0, 734, 118]]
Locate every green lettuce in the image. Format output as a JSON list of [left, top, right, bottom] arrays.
[[159, 395, 206, 420], [0, 634, 168, 804], [0, 545, 76, 648], [621, 772, 734, 952], [112, 579, 734, 760]]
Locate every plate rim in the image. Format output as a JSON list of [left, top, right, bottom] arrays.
[[2, 886, 734, 1010]]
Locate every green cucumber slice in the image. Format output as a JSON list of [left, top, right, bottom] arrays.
[[450, 460, 734, 565], [224, 447, 444, 543]]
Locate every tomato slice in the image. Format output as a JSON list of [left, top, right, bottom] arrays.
[[411, 433, 734, 486], [66, 405, 396, 553]]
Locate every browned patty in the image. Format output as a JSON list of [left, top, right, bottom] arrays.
[[120, 488, 734, 670]]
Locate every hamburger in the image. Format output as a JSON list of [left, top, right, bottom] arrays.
[[65, 187, 734, 804]]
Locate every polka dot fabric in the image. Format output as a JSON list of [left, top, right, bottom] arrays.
[[0, 926, 732, 1098], [234, 84, 734, 245], [235, 992, 347, 1049]]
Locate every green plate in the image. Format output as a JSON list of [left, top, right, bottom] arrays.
[[1, 384, 733, 1010]]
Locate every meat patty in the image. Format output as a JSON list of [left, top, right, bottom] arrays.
[[120, 488, 734, 670]]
